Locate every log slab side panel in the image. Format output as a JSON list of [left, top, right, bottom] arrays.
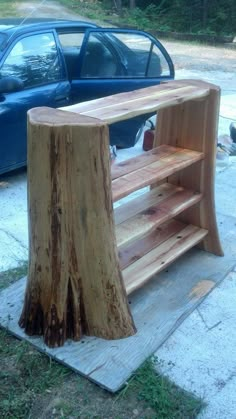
[[154, 81, 223, 256], [19, 108, 136, 347]]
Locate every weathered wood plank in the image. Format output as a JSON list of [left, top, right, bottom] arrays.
[[60, 83, 209, 124], [112, 148, 204, 202], [123, 224, 208, 295], [0, 212, 231, 392], [115, 185, 202, 248]]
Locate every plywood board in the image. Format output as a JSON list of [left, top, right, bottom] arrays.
[[0, 212, 235, 393]]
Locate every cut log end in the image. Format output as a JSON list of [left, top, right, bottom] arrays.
[[28, 107, 104, 127]]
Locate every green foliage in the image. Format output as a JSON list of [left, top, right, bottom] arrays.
[[59, 0, 236, 36], [134, 0, 236, 35]]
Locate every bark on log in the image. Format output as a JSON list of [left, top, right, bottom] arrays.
[[19, 107, 136, 348]]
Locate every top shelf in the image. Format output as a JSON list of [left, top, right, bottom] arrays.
[[60, 81, 210, 124]]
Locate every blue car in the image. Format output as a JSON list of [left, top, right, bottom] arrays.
[[0, 18, 174, 174]]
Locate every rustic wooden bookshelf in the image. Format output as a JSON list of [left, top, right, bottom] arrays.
[[19, 80, 223, 347]]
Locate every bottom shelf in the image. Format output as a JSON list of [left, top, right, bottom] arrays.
[[120, 220, 208, 295]]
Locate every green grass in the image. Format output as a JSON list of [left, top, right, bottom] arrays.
[[0, 326, 205, 418], [0, 329, 71, 419], [126, 357, 205, 418]]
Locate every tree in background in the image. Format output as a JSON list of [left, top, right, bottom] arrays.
[[111, 0, 236, 35]]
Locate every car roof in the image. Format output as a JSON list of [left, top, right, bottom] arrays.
[[0, 18, 97, 40], [0, 18, 98, 33], [0, 18, 99, 52]]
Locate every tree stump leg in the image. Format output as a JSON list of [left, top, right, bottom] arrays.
[[19, 108, 136, 348]]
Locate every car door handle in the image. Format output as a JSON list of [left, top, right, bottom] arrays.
[[55, 95, 69, 102]]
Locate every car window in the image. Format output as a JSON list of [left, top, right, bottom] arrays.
[[58, 32, 84, 48], [113, 33, 170, 77], [58, 32, 84, 80], [0, 33, 61, 88], [81, 34, 119, 78], [80, 31, 171, 78]]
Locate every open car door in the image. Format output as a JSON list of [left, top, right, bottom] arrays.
[[71, 28, 174, 147]]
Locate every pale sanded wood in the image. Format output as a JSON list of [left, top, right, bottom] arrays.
[[123, 224, 208, 295], [61, 83, 209, 124], [112, 148, 204, 202], [19, 107, 135, 348], [112, 145, 177, 180], [115, 183, 183, 225], [118, 219, 186, 270], [154, 80, 223, 256], [116, 185, 202, 248]]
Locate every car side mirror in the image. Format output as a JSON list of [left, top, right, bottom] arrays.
[[0, 76, 24, 94]]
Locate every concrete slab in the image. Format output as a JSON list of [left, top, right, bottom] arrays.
[[153, 160, 236, 417], [155, 271, 236, 419], [0, 173, 28, 271]]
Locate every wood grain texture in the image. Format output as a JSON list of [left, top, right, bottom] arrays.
[[118, 219, 186, 270], [115, 184, 202, 248], [154, 80, 223, 256], [115, 183, 184, 225], [19, 107, 136, 347], [111, 145, 178, 180], [60, 83, 209, 124], [123, 224, 208, 294], [112, 148, 204, 202]]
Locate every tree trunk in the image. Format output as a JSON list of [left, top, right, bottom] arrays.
[[129, 0, 136, 10], [19, 107, 136, 348], [202, 0, 208, 30], [113, 0, 123, 15]]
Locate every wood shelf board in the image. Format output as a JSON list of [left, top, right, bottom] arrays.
[[60, 82, 209, 125], [112, 147, 204, 202], [122, 224, 208, 295], [115, 183, 202, 248], [115, 183, 183, 225], [118, 218, 186, 270], [111, 145, 177, 181]]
